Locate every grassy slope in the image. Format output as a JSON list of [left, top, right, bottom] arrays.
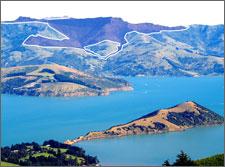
[[19, 146, 84, 163], [41, 146, 68, 153], [32, 152, 56, 158], [41, 146, 84, 163], [65, 155, 84, 164], [195, 153, 224, 166], [1, 161, 19, 166], [1, 64, 131, 97], [67, 101, 223, 145]]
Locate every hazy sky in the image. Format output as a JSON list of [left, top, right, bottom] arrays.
[[1, 1, 224, 26]]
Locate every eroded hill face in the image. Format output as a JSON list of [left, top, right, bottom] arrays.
[[5, 17, 185, 48], [1, 64, 133, 97], [64, 101, 224, 145]]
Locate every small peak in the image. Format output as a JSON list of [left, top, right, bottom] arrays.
[[185, 101, 197, 105], [180, 101, 198, 108], [110, 17, 126, 23], [15, 16, 35, 22], [44, 16, 71, 20]]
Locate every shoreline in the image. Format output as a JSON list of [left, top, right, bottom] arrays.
[[64, 123, 224, 145], [1, 86, 133, 98], [64, 101, 224, 145]]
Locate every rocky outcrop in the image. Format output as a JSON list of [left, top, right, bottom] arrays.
[[64, 101, 224, 145]]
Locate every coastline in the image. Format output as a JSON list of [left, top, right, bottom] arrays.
[[1, 86, 133, 97], [64, 101, 224, 145], [64, 123, 224, 145]]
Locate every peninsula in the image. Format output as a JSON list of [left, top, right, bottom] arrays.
[[65, 101, 224, 145], [1, 64, 133, 97]]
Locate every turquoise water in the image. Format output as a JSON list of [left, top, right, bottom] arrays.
[[77, 125, 224, 166], [1, 77, 224, 165]]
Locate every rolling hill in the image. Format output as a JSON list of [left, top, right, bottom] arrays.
[[64, 101, 224, 145], [1, 64, 133, 97], [1, 139, 99, 166]]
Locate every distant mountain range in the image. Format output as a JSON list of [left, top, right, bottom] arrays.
[[4, 16, 185, 48], [1, 16, 224, 77]]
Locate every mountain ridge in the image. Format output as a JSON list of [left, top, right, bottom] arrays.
[[11, 16, 185, 48], [1, 17, 224, 77]]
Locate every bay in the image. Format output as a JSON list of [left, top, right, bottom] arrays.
[[76, 125, 224, 166], [1, 76, 224, 165]]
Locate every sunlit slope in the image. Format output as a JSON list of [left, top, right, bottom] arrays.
[[1, 22, 67, 51], [65, 101, 224, 145], [103, 25, 224, 76], [1, 64, 132, 97]]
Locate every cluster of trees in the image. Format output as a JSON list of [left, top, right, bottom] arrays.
[[54, 73, 102, 90], [1, 77, 39, 93], [6, 72, 27, 77], [39, 68, 56, 74], [1, 140, 99, 166], [43, 140, 87, 158], [163, 150, 197, 166], [163, 150, 224, 166]]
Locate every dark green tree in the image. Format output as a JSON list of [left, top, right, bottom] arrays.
[[1, 139, 99, 166], [163, 159, 170, 166], [57, 148, 61, 157], [67, 156, 73, 166], [173, 150, 196, 166]]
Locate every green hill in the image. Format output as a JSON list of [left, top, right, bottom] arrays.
[[163, 151, 224, 166], [195, 153, 224, 166], [1, 140, 99, 166], [1, 161, 19, 166]]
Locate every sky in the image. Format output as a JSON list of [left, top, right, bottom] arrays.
[[1, 1, 224, 26]]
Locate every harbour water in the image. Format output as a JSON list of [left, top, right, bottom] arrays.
[[1, 76, 224, 165]]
